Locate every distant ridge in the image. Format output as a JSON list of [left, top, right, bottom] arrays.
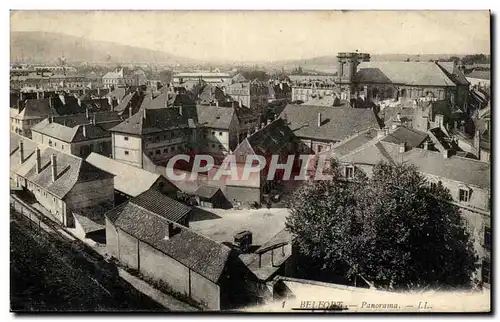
[[10, 31, 195, 64]]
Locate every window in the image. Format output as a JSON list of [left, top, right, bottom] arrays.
[[430, 182, 437, 190], [54, 142, 57, 147], [482, 260, 491, 284], [48, 139, 53, 147], [212, 131, 215, 136], [163, 148, 168, 153], [219, 132, 223, 136], [62, 145, 64, 150], [124, 151, 129, 156], [459, 188, 470, 202], [155, 149, 161, 155], [171, 146, 175, 152], [484, 227, 491, 250], [124, 136, 129, 141], [317, 145, 323, 153], [212, 144, 216, 148], [345, 166, 355, 179]]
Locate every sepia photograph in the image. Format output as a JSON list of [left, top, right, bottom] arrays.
[[8, 9, 491, 313]]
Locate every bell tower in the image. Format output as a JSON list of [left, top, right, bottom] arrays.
[[336, 52, 370, 101]]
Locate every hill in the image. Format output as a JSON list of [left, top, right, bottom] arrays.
[[10, 31, 194, 64]]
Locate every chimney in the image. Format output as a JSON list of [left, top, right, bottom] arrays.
[[399, 142, 407, 153], [97, 88, 101, 96], [239, 100, 242, 108], [215, 100, 219, 107], [78, 98, 82, 107], [377, 128, 387, 138], [267, 118, 272, 125], [143, 108, 147, 119], [442, 149, 450, 159], [164, 222, 180, 240], [51, 154, 57, 182], [18, 140, 24, 164], [165, 97, 169, 108], [317, 112, 322, 127], [234, 231, 253, 253], [255, 125, 259, 133], [37, 91, 41, 100], [20, 92, 24, 101], [179, 104, 183, 116], [424, 141, 429, 150], [129, 106, 133, 118], [396, 112, 401, 122], [92, 114, 96, 125], [83, 125, 87, 137], [35, 147, 41, 174], [85, 108, 89, 119]]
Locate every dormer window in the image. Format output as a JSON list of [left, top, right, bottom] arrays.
[[459, 188, 470, 203]]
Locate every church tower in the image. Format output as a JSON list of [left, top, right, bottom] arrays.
[[336, 52, 370, 101]]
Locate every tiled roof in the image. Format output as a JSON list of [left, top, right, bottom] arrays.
[[106, 198, 231, 283], [357, 62, 456, 87], [130, 188, 191, 223], [15, 98, 56, 120], [194, 185, 220, 199], [281, 104, 381, 141], [196, 105, 235, 129], [23, 147, 114, 199], [381, 126, 428, 148], [403, 148, 490, 190], [86, 153, 165, 197], [109, 107, 196, 135]]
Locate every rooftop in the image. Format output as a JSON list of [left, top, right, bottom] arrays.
[[189, 207, 290, 246], [106, 199, 231, 283], [357, 61, 456, 87], [86, 153, 172, 198], [22, 147, 113, 199], [281, 104, 381, 142]]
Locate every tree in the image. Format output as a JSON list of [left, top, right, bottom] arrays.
[[286, 161, 478, 289]]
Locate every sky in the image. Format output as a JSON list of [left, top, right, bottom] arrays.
[[10, 10, 491, 62]]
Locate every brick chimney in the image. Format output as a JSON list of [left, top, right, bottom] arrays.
[[51, 154, 57, 182], [35, 147, 41, 174], [18, 140, 24, 164]]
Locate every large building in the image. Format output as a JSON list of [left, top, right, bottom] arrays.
[[225, 81, 270, 114], [31, 111, 124, 158], [11, 134, 115, 228], [103, 68, 147, 87]]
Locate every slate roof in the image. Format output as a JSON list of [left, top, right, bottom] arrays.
[[436, 62, 470, 86], [22, 147, 114, 199], [381, 126, 428, 148], [109, 107, 197, 135], [281, 104, 381, 141], [145, 91, 197, 110], [403, 148, 490, 190], [194, 185, 220, 199], [31, 112, 123, 143], [196, 105, 235, 129], [14, 98, 56, 120], [86, 153, 167, 197], [10, 133, 42, 174], [242, 118, 298, 155], [357, 62, 456, 87], [106, 195, 231, 283]]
